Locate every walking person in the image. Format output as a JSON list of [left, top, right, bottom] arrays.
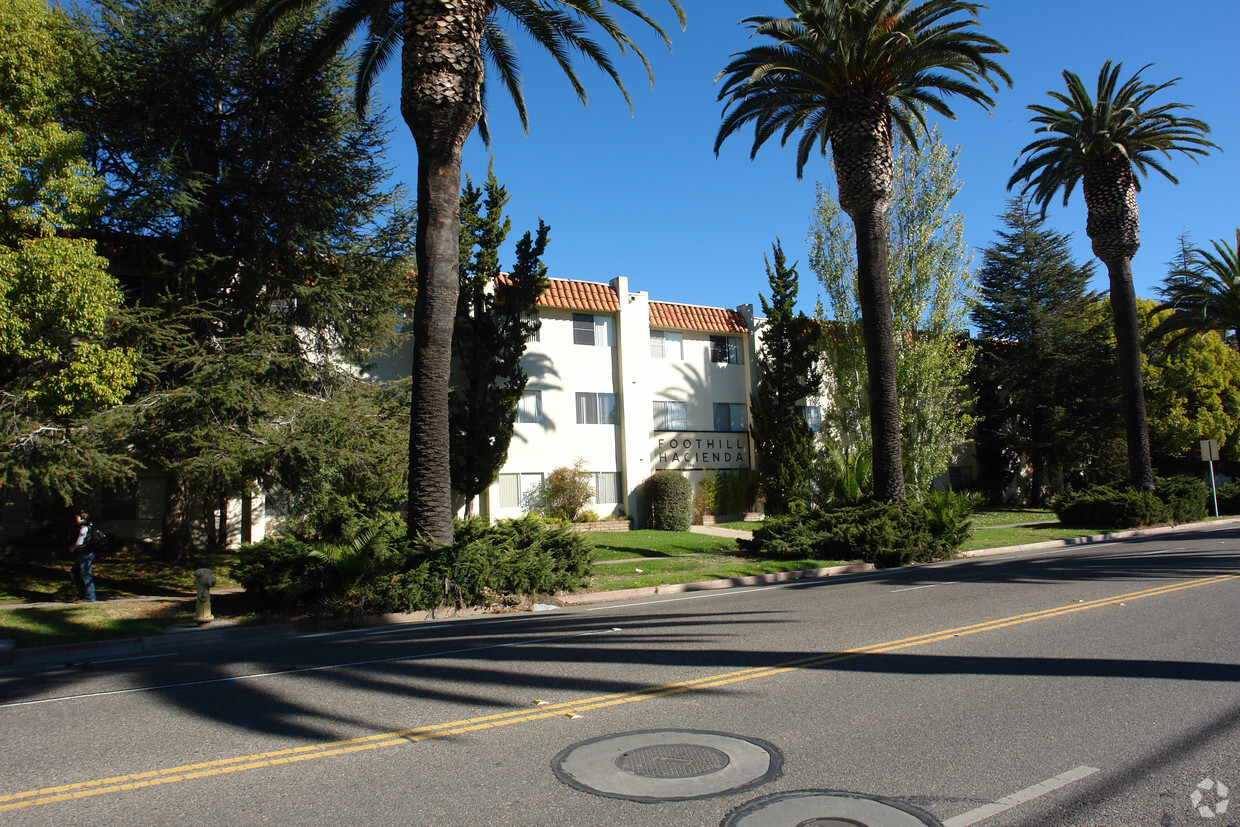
[[69, 509, 97, 603]]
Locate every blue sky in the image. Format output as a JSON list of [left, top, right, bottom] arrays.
[[371, 1, 1240, 317]]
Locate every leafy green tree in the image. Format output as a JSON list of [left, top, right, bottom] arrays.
[[0, 0, 137, 500], [1140, 298, 1240, 468], [211, 0, 686, 544], [75, 0, 411, 557], [1150, 230, 1240, 350], [450, 169, 549, 517], [715, 0, 1009, 506], [750, 241, 822, 514], [971, 199, 1121, 504], [1009, 61, 1218, 493], [810, 128, 977, 495]]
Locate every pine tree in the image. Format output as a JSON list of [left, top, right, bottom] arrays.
[[971, 198, 1121, 503], [449, 170, 549, 516], [73, 0, 412, 557], [750, 240, 822, 514]]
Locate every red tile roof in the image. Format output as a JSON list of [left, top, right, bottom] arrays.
[[535, 278, 748, 333], [537, 278, 620, 312], [650, 301, 748, 334]]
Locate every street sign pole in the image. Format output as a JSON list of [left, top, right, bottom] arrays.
[[1201, 439, 1221, 518]]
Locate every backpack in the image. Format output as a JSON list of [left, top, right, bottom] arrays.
[[84, 525, 109, 555]]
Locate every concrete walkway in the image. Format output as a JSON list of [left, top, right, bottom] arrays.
[[689, 524, 755, 540]]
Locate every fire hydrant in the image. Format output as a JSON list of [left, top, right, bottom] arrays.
[[193, 568, 216, 624]]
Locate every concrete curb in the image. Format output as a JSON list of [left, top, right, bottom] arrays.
[[5, 517, 1237, 667]]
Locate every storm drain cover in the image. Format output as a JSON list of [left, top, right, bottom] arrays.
[[552, 729, 782, 803], [721, 791, 943, 827]]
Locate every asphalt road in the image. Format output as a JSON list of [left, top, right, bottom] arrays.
[[3, 524, 1240, 826]]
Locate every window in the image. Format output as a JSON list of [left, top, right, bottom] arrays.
[[653, 400, 688, 431], [710, 335, 742, 364], [576, 392, 617, 425], [593, 472, 620, 504], [498, 473, 543, 509], [798, 405, 822, 432], [650, 330, 684, 359], [713, 403, 746, 432], [573, 313, 614, 347], [517, 391, 542, 423]]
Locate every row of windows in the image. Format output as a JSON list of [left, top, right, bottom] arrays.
[[496, 471, 621, 509], [519, 391, 820, 433], [572, 314, 742, 364]]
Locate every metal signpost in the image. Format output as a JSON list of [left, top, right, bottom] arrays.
[[1202, 439, 1221, 518]]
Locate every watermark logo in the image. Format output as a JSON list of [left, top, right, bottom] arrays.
[[1191, 778, 1230, 819]]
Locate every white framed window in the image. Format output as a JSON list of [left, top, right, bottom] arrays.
[[592, 472, 620, 504], [650, 330, 684, 359], [517, 391, 543, 423], [710, 335, 742, 364], [497, 472, 543, 509], [713, 402, 746, 432], [653, 400, 688, 431], [576, 392, 617, 425], [798, 405, 822, 432], [572, 313, 614, 347]]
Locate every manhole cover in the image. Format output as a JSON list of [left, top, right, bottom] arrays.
[[721, 790, 943, 827], [552, 729, 782, 803], [615, 743, 731, 778]]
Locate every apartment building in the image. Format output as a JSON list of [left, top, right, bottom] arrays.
[[470, 275, 766, 525]]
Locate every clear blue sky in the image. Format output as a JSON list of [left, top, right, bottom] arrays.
[[371, 1, 1240, 316]]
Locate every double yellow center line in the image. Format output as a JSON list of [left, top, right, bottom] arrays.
[[3, 572, 1235, 812]]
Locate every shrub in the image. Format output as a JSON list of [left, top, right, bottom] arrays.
[[1216, 482, 1240, 515], [645, 471, 692, 531], [918, 487, 980, 557], [538, 460, 595, 522], [236, 515, 592, 615], [1055, 484, 1167, 530], [1156, 476, 1209, 524], [739, 500, 955, 568]]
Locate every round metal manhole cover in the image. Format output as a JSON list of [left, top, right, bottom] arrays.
[[615, 743, 731, 778], [552, 729, 782, 803], [721, 790, 943, 827]]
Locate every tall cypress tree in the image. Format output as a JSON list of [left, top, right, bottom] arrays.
[[971, 199, 1120, 504], [750, 241, 822, 514], [449, 170, 549, 516]]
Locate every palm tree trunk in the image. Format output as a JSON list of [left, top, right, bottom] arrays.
[[406, 145, 462, 543], [400, 0, 488, 544], [1103, 255, 1155, 491], [852, 204, 907, 506]]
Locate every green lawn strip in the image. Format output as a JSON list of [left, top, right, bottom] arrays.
[[960, 522, 1117, 551], [586, 530, 741, 562], [586, 553, 853, 592], [971, 507, 1057, 528], [0, 600, 190, 648]]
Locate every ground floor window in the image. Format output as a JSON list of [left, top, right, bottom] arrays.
[[713, 402, 746, 432], [498, 472, 544, 509], [653, 400, 688, 430], [593, 471, 620, 504]]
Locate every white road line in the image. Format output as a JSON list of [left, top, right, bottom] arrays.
[[0, 627, 622, 710], [943, 765, 1100, 826], [891, 579, 976, 593]]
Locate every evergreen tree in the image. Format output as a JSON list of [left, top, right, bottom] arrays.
[[0, 0, 137, 501], [73, 0, 412, 557], [971, 198, 1121, 504], [449, 170, 549, 516], [750, 240, 822, 514]]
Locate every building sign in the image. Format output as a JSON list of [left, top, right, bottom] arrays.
[[652, 433, 750, 471]]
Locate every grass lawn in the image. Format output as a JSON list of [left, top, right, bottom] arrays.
[[586, 553, 854, 591], [971, 507, 1058, 527], [587, 530, 741, 561]]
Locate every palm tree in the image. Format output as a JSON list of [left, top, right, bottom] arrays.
[[714, 0, 1009, 505], [1150, 230, 1240, 350], [212, 0, 685, 542], [1009, 61, 1217, 492]]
